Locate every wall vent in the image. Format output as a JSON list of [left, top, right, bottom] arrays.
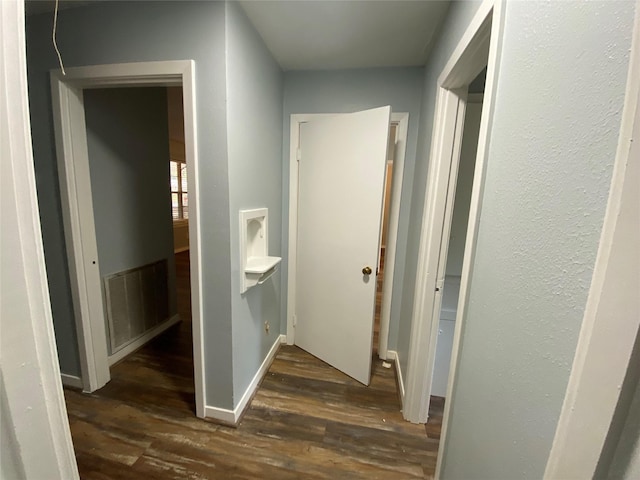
[[103, 259, 169, 355]]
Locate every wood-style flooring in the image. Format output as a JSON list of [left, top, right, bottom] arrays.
[[64, 251, 443, 479]]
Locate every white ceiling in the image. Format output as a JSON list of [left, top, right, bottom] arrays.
[[239, 0, 451, 70], [25, 0, 97, 17], [26, 1, 451, 71]]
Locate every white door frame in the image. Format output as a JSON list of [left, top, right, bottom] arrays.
[[286, 112, 409, 348], [50, 61, 206, 417], [1, 0, 78, 477], [544, 7, 640, 477], [403, 0, 504, 432]]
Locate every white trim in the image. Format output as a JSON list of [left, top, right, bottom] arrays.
[[107, 315, 181, 366], [544, 8, 640, 478], [51, 77, 110, 392], [286, 112, 409, 355], [378, 113, 409, 360], [404, 87, 467, 424], [386, 350, 405, 405], [50, 60, 206, 418], [204, 335, 286, 425], [0, 1, 78, 476], [438, 1, 494, 90], [204, 405, 237, 426], [404, 0, 500, 426], [60, 374, 83, 389]]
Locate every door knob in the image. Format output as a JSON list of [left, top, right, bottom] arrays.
[[362, 266, 372, 275]]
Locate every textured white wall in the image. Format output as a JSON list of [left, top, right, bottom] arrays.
[[440, 1, 635, 478]]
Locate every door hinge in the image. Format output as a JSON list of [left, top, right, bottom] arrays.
[[435, 279, 445, 292], [296, 148, 301, 162], [293, 314, 297, 327]]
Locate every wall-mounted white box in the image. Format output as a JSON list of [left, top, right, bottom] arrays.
[[239, 208, 281, 294]]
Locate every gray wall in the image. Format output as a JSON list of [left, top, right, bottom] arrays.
[[84, 87, 177, 318], [225, 2, 284, 407], [439, 1, 635, 478], [396, 0, 482, 389], [26, 1, 234, 408], [282, 68, 425, 350]]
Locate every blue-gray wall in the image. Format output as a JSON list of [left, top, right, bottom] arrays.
[[225, 1, 284, 407], [281, 68, 425, 350], [26, 1, 234, 408], [84, 87, 177, 318], [436, 1, 635, 478]]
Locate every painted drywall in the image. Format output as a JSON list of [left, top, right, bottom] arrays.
[[26, 1, 234, 408], [225, 1, 284, 407], [396, 0, 482, 393], [282, 67, 424, 349], [84, 87, 177, 319], [439, 1, 635, 478]]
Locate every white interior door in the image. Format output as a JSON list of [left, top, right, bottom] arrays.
[[295, 106, 391, 385]]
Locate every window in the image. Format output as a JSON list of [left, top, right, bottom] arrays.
[[170, 160, 188, 220]]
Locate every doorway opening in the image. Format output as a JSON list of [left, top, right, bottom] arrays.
[[373, 121, 398, 360], [286, 111, 409, 386], [64, 83, 198, 426], [374, 122, 399, 358], [82, 86, 185, 368], [167, 86, 193, 335], [428, 73, 485, 437], [400, 1, 504, 474], [50, 61, 206, 417]]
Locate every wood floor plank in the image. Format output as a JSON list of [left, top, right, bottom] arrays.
[[68, 418, 151, 466], [64, 251, 444, 479]]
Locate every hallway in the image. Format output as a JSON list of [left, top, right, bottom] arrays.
[[63, 252, 442, 478]]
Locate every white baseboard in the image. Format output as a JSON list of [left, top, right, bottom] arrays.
[[204, 405, 236, 425], [205, 334, 285, 426], [60, 373, 83, 389], [387, 350, 405, 407], [108, 314, 181, 366]]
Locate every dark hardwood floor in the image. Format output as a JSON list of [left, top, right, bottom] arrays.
[[64, 251, 443, 479]]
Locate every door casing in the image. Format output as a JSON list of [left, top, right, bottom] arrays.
[[403, 0, 505, 474], [50, 60, 206, 418]]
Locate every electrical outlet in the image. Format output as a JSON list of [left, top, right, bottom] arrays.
[[264, 321, 270, 334]]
